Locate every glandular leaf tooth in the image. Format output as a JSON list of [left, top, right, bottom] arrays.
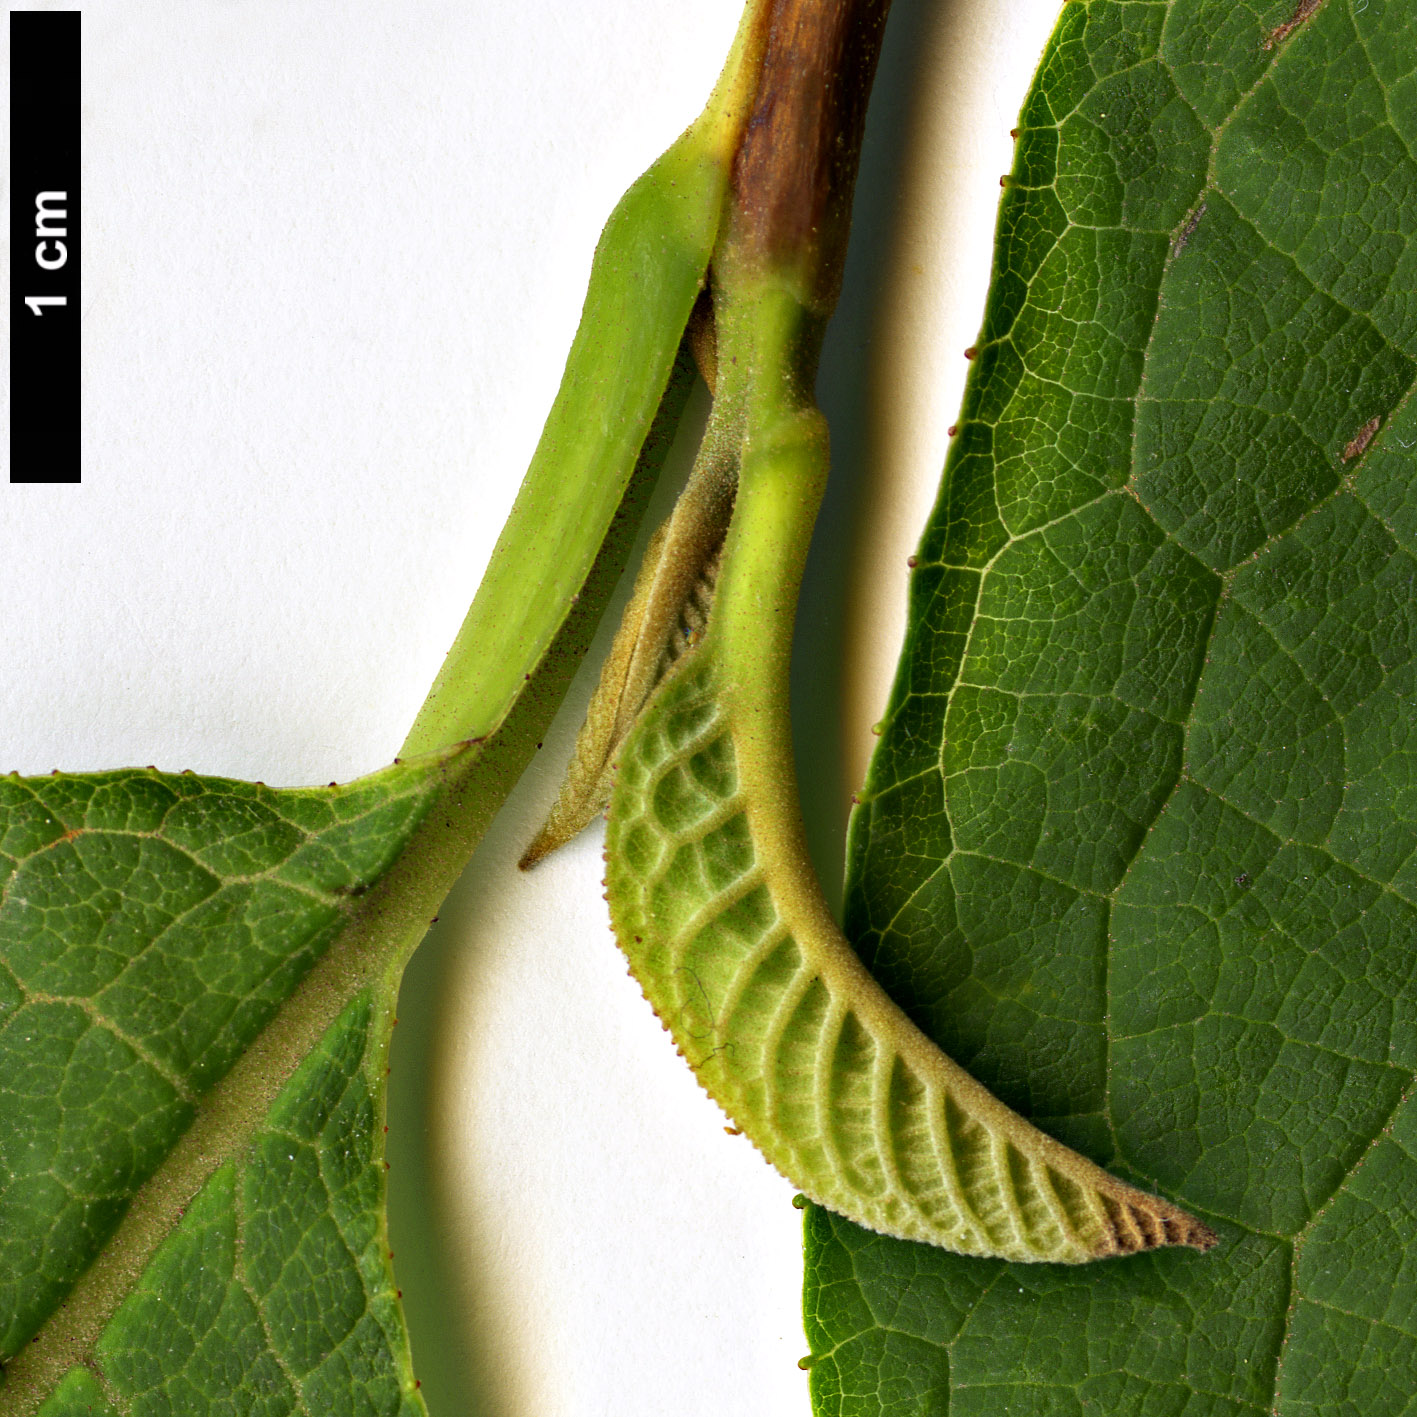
[[604, 652, 1216, 1263]]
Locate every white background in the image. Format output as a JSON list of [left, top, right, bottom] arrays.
[[2, 3, 1059, 1414]]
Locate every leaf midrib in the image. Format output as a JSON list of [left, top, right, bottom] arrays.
[[0, 753, 487, 1416]]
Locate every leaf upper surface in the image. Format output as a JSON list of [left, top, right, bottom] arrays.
[[806, 0, 1417, 1412], [35, 992, 421, 1417], [0, 761, 452, 1380]]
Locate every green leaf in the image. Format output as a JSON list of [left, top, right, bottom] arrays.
[[36, 993, 416, 1417], [806, 0, 1417, 1412], [0, 760, 458, 1408]]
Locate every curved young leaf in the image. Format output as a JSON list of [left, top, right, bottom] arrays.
[[608, 648, 1213, 1262], [805, 0, 1416, 1410], [603, 202, 1213, 1258]]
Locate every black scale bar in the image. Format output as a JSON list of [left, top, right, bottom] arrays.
[[10, 11, 81, 484]]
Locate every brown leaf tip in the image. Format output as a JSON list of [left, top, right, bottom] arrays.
[[1096, 1192, 1218, 1257]]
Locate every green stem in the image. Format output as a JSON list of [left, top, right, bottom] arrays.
[[706, 0, 896, 926], [400, 0, 771, 760]]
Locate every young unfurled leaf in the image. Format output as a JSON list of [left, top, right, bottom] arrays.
[[608, 645, 1214, 1261], [595, 0, 1213, 1261], [804, 0, 1417, 1409]]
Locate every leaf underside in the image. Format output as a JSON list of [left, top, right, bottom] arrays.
[[0, 763, 455, 1412], [607, 651, 1213, 1261], [806, 0, 1416, 1414]]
